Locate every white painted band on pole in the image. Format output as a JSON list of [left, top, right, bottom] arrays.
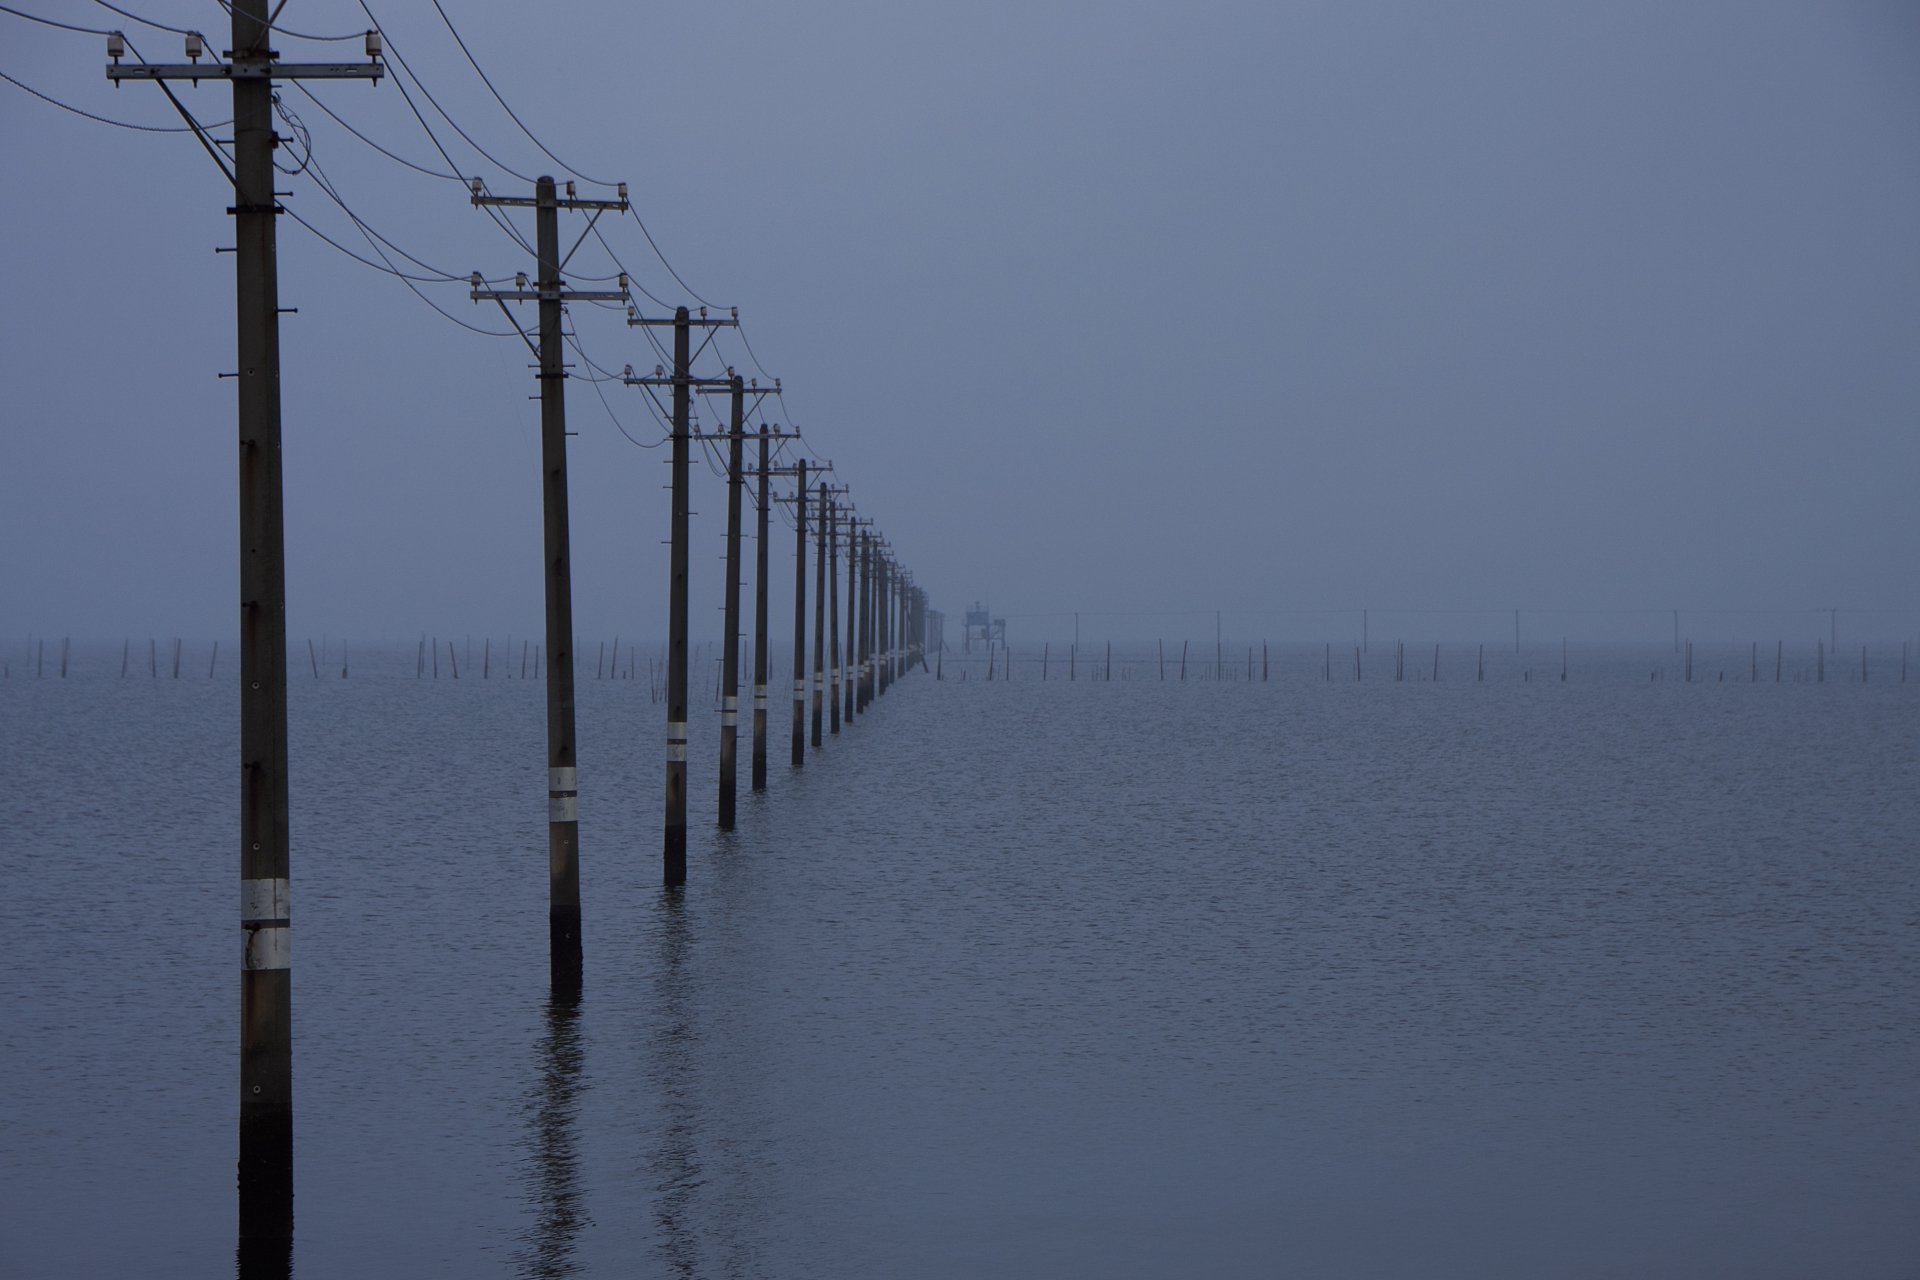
[[243, 924, 290, 970], [753, 683, 766, 696], [549, 795, 578, 822], [666, 742, 688, 762], [549, 766, 576, 791], [720, 710, 737, 726], [667, 721, 687, 738], [793, 679, 805, 695], [241, 877, 289, 922], [754, 694, 767, 709], [722, 695, 738, 711]]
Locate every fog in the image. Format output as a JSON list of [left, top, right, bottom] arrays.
[[4, 0, 1918, 650]]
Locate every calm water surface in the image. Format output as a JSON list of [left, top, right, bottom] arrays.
[[2, 650, 1916, 1278]]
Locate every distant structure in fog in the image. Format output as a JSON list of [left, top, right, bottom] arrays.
[[963, 602, 1005, 652]]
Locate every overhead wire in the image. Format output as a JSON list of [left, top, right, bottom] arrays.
[[288, 82, 459, 180], [2, 3, 112, 33], [0, 67, 215, 130], [90, 0, 198, 35], [354, 0, 538, 184], [425, 0, 615, 187], [207, 0, 361, 41]]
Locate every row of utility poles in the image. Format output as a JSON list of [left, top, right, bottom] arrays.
[[101, 12, 928, 1268]]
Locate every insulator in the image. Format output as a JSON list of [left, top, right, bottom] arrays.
[[515, 272, 528, 289], [618, 273, 629, 291], [468, 271, 481, 287], [107, 32, 125, 60], [617, 183, 628, 201], [184, 32, 202, 60], [365, 30, 381, 59]]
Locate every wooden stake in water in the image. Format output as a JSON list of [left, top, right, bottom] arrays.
[[211, 641, 220, 679], [1043, 643, 1049, 680], [122, 638, 129, 678], [309, 640, 318, 679], [1181, 641, 1188, 681], [1478, 644, 1483, 682], [1434, 644, 1439, 682]]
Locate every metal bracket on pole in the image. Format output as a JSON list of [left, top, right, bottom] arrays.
[[108, 60, 384, 82]]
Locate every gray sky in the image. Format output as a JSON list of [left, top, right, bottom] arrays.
[[4, 0, 1918, 649]]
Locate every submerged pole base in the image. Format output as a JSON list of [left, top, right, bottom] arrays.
[[549, 906, 582, 994], [664, 826, 687, 887]]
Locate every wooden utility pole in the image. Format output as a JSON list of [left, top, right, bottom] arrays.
[[106, 14, 385, 1255], [718, 376, 745, 830], [828, 500, 841, 733], [475, 180, 628, 971], [812, 481, 827, 747], [625, 307, 736, 883], [791, 458, 808, 766], [752, 425, 771, 789]]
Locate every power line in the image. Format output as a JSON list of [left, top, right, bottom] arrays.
[[1, 3, 114, 34], [355, 0, 539, 184], [0, 66, 213, 130], [208, 0, 361, 41], [90, 0, 199, 36], [426, 0, 616, 187], [287, 83, 460, 180]]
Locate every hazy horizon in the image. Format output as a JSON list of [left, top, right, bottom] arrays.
[[5, 0, 1918, 646]]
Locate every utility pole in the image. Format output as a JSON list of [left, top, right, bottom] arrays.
[[828, 499, 841, 734], [718, 377, 744, 830], [860, 531, 874, 710], [752, 425, 771, 790], [846, 517, 864, 723], [625, 306, 737, 885], [473, 179, 628, 982], [812, 481, 827, 747], [791, 458, 808, 766], [106, 15, 383, 1257]]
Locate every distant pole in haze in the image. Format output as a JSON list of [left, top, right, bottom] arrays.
[[309, 640, 318, 679], [791, 458, 808, 767], [718, 376, 745, 830], [752, 425, 771, 789], [828, 499, 841, 734], [1478, 644, 1484, 682], [811, 483, 827, 748], [1514, 610, 1520, 654], [1180, 640, 1188, 681]]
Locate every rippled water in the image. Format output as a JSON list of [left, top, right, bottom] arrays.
[[3, 648, 1916, 1278]]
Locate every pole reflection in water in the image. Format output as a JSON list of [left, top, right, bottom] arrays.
[[647, 890, 703, 1279], [234, 1232, 291, 1280], [516, 991, 588, 1278]]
